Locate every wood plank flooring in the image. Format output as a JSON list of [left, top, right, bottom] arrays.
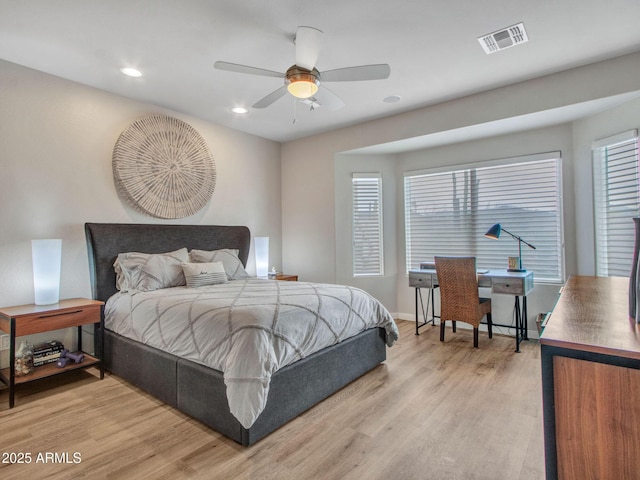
[[0, 320, 544, 480]]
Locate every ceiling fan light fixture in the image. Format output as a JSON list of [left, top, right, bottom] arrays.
[[285, 65, 320, 99]]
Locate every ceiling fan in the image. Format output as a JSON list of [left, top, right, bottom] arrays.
[[214, 26, 390, 110]]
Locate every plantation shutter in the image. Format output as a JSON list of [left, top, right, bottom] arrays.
[[593, 130, 640, 277], [352, 173, 384, 276], [404, 153, 563, 282]]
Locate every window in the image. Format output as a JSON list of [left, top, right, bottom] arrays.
[[593, 130, 640, 277], [352, 173, 384, 276], [404, 153, 563, 282]]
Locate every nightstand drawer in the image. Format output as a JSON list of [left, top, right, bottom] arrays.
[[12, 305, 101, 336], [275, 274, 298, 281]]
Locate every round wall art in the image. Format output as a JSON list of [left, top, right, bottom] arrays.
[[112, 114, 216, 219]]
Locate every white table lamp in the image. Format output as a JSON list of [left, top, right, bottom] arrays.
[[255, 237, 269, 278], [32, 239, 62, 305]]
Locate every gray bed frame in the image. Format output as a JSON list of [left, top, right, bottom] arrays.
[[84, 223, 386, 446]]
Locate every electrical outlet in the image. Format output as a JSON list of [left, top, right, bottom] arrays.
[[0, 334, 9, 351]]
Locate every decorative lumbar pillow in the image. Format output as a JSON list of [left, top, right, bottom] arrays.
[[114, 247, 189, 292], [182, 261, 228, 288], [189, 248, 249, 280]]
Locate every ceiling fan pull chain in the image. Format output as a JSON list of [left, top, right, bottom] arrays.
[[292, 97, 297, 124]]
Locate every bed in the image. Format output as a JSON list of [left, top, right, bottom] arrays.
[[84, 223, 397, 446]]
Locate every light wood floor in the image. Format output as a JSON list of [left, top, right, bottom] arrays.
[[0, 320, 544, 480]]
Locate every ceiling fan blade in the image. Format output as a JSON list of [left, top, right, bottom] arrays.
[[322, 64, 391, 82], [214, 61, 283, 78], [313, 86, 345, 111], [295, 26, 324, 70], [252, 86, 288, 109]]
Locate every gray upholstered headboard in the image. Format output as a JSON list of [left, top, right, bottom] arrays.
[[85, 223, 251, 302]]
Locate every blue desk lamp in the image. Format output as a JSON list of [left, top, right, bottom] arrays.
[[484, 223, 536, 272]]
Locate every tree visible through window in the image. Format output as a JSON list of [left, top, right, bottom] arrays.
[[404, 154, 563, 282]]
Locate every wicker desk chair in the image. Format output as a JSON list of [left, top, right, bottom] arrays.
[[434, 256, 493, 348]]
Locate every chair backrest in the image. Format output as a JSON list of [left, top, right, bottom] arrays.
[[435, 256, 480, 325]]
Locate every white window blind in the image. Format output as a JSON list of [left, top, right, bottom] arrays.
[[404, 154, 563, 282], [352, 173, 384, 276], [593, 130, 640, 277]]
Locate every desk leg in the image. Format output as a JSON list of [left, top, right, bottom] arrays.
[[514, 297, 522, 353], [415, 288, 419, 336], [415, 287, 437, 335], [511, 295, 530, 352], [431, 288, 436, 323], [522, 295, 529, 341]]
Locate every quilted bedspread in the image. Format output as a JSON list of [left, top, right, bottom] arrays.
[[105, 279, 399, 428]]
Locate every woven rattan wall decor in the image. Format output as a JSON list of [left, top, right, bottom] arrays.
[[113, 114, 216, 219]]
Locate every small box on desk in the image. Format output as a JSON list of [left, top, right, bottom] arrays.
[[419, 262, 436, 270]]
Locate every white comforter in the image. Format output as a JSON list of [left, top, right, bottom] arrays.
[[105, 279, 399, 428]]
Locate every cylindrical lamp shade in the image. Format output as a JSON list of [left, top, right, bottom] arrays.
[[32, 239, 62, 305], [255, 237, 269, 278]]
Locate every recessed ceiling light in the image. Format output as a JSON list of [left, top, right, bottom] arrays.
[[231, 106, 248, 114], [383, 95, 401, 104], [120, 67, 142, 78]]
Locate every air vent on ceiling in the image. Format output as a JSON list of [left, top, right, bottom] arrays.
[[478, 22, 528, 54]]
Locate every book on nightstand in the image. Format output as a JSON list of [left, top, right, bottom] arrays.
[[33, 340, 65, 367]]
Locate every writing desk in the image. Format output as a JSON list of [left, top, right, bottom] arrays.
[[409, 268, 534, 352]]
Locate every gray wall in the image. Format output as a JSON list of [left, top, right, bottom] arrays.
[[0, 59, 282, 351], [3, 51, 640, 343], [572, 96, 640, 275], [282, 51, 640, 335], [334, 153, 398, 311]]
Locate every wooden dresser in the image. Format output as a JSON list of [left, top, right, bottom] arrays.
[[540, 275, 640, 479]]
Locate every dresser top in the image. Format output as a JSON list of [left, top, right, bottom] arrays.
[[540, 275, 640, 359]]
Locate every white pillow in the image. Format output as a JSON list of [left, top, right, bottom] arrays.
[[189, 248, 249, 280], [114, 248, 189, 292], [182, 261, 228, 288]]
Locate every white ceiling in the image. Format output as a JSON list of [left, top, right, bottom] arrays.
[[1, 0, 640, 143]]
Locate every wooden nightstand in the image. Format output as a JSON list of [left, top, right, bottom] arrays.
[[274, 273, 298, 281], [0, 298, 104, 408]]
